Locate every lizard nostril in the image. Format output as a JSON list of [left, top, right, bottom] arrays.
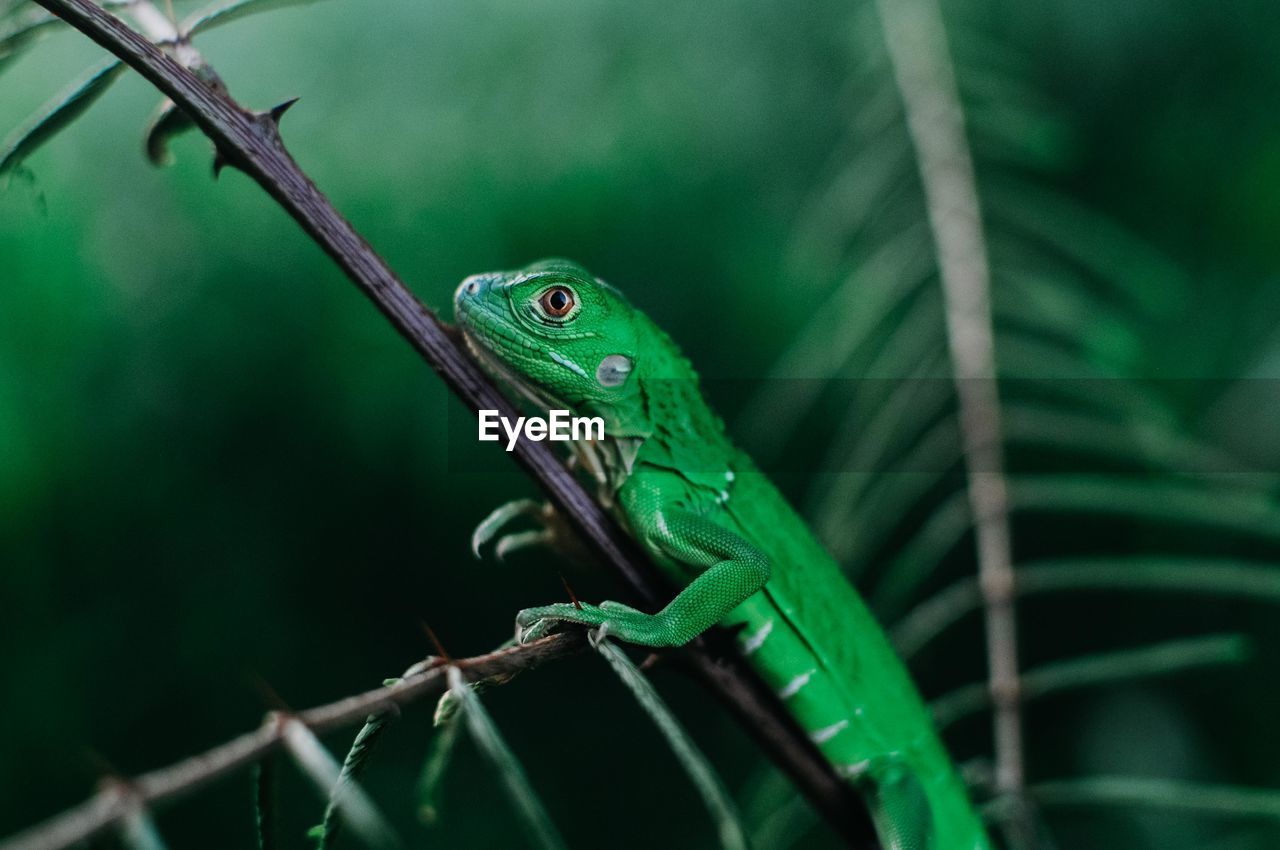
[[456, 276, 485, 305]]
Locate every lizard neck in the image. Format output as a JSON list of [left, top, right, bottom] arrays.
[[613, 316, 738, 485]]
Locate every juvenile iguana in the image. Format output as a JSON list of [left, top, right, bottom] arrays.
[[454, 258, 990, 850]]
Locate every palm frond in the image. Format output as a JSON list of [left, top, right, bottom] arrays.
[[745, 0, 1280, 839]]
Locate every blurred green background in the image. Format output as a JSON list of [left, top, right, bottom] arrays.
[[3, 0, 1280, 848]]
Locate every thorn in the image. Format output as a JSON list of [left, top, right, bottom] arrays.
[[83, 748, 120, 782], [247, 672, 291, 712], [422, 623, 453, 664], [559, 572, 584, 610], [269, 97, 299, 123], [639, 652, 664, 672], [254, 97, 300, 133], [212, 146, 230, 178]]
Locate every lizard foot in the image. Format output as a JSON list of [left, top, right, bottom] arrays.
[[514, 601, 681, 648]]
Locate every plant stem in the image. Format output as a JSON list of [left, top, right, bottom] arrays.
[[0, 634, 584, 850], [874, 0, 1026, 831]]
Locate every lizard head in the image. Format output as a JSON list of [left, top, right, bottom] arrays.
[[453, 258, 645, 431]]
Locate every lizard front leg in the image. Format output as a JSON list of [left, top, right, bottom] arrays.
[[515, 507, 770, 647]]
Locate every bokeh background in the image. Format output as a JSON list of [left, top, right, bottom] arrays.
[[3, 0, 1280, 848]]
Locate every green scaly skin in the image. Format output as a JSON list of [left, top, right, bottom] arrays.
[[454, 259, 991, 850]]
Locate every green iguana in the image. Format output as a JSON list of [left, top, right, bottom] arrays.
[[454, 258, 990, 850]]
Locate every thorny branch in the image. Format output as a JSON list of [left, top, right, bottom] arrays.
[[14, 1, 877, 847], [0, 633, 588, 850]]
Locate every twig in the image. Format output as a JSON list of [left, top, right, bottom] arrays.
[[0, 633, 585, 850], [875, 0, 1025, 812], [22, 2, 874, 847]]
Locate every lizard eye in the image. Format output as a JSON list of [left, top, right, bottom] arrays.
[[539, 286, 575, 319]]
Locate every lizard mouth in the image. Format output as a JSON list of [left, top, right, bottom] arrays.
[[456, 296, 591, 405], [456, 306, 569, 413]]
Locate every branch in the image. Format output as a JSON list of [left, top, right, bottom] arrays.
[[20, 1, 875, 847], [0, 633, 587, 850]]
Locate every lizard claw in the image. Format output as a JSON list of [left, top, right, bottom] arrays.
[[433, 689, 461, 725], [494, 529, 555, 562], [472, 498, 543, 558], [473, 498, 593, 564], [515, 617, 557, 644], [588, 623, 611, 648]]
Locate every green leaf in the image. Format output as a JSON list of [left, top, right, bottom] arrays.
[[253, 758, 277, 850], [595, 637, 751, 850], [119, 806, 168, 850], [1015, 475, 1280, 540], [872, 475, 1280, 618], [817, 411, 958, 570], [985, 177, 1192, 320], [892, 557, 1280, 659], [183, 0, 325, 37], [416, 709, 463, 825], [0, 58, 127, 181], [446, 666, 568, 850], [0, 1, 132, 74], [1018, 776, 1280, 820], [278, 718, 399, 849], [1001, 404, 1265, 481], [0, 10, 63, 74], [313, 711, 396, 850], [736, 225, 934, 460], [930, 633, 1250, 729]]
